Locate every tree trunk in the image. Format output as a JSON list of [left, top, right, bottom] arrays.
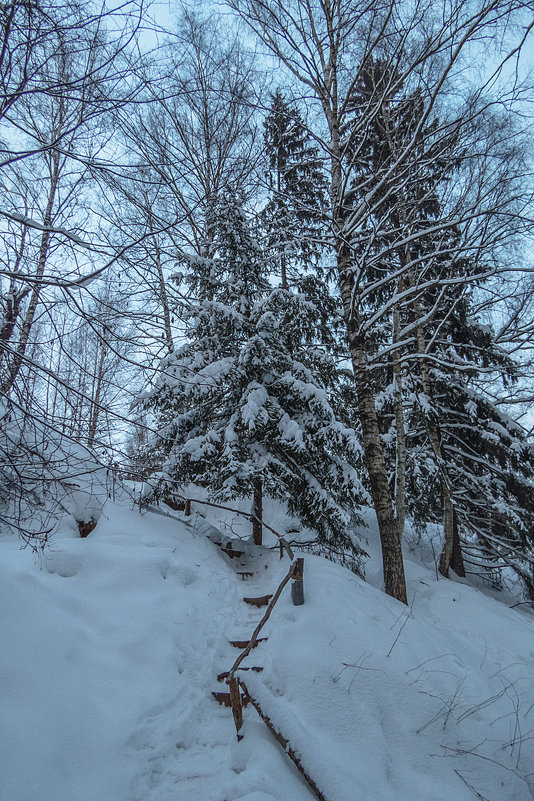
[[147, 209, 174, 355], [276, 144, 288, 290], [339, 269, 407, 604], [252, 476, 263, 545], [331, 113, 407, 603], [392, 292, 406, 538], [87, 335, 107, 449], [0, 152, 60, 397], [413, 313, 463, 577], [438, 488, 455, 577], [449, 508, 465, 577], [354, 353, 408, 603]]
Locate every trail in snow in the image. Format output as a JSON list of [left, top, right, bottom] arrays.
[[124, 514, 316, 801]]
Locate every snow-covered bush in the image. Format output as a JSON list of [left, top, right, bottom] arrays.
[[0, 399, 110, 547]]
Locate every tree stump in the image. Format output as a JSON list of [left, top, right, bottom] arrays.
[[77, 519, 97, 538]]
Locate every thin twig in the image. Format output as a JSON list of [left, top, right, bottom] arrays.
[[387, 591, 417, 658], [453, 770, 491, 801]]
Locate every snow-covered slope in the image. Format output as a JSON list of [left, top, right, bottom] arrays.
[[1, 500, 533, 801]]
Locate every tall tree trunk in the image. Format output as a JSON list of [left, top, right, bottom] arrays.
[[87, 336, 107, 449], [338, 266, 407, 604], [146, 207, 174, 355], [449, 509, 465, 577], [412, 299, 463, 577], [392, 287, 406, 538], [252, 476, 263, 545], [438, 488, 456, 577], [0, 228, 29, 345], [276, 143, 288, 289], [0, 151, 60, 397], [330, 113, 407, 604], [152, 236, 174, 355]]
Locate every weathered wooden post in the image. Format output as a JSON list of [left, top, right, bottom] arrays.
[[228, 676, 244, 740], [252, 477, 263, 545], [291, 558, 304, 605]]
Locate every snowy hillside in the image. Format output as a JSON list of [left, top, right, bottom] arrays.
[[1, 499, 533, 801]]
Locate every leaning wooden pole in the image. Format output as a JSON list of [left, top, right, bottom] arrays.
[[227, 562, 296, 680], [239, 679, 330, 801], [225, 562, 301, 741]]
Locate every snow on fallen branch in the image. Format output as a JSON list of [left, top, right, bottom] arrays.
[[239, 674, 330, 801], [171, 494, 294, 559]]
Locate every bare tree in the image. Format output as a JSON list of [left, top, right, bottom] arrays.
[[0, 0, 146, 544], [115, 10, 260, 253], [0, 0, 143, 168], [100, 10, 262, 382]]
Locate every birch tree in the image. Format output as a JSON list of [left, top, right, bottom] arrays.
[[107, 10, 261, 375], [229, 0, 534, 603], [0, 0, 144, 544]]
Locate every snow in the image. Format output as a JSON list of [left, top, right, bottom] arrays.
[[277, 413, 305, 448], [1, 499, 533, 801], [0, 209, 95, 250], [242, 384, 269, 430]]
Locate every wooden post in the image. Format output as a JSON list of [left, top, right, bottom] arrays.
[[252, 477, 263, 545], [291, 558, 304, 605], [184, 498, 191, 516], [228, 676, 243, 740]]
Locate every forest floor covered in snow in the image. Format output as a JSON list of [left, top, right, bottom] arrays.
[[1, 494, 534, 801]]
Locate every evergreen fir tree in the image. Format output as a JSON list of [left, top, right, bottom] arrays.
[[144, 191, 366, 553], [344, 57, 461, 548], [406, 295, 534, 596], [346, 57, 534, 592], [262, 91, 328, 287]]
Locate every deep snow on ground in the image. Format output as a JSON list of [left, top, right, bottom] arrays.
[[1, 496, 533, 801]]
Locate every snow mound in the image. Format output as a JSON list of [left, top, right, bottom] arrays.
[[1, 499, 533, 801]]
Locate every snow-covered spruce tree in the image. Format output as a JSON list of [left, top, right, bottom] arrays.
[[259, 91, 367, 558], [262, 90, 328, 287], [342, 56, 464, 554], [379, 107, 534, 585], [230, 0, 534, 605], [144, 191, 366, 553], [342, 57, 534, 590], [404, 291, 534, 597]]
